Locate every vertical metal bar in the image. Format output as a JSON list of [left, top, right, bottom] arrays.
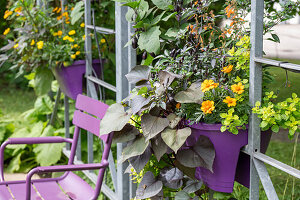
[[76, 130, 82, 161], [116, 2, 130, 200], [64, 96, 70, 150], [249, 0, 264, 199]]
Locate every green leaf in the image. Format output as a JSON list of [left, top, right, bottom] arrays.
[[100, 103, 131, 136], [161, 127, 191, 153], [151, 0, 172, 10], [141, 114, 169, 141], [138, 26, 161, 54], [162, 12, 176, 21], [174, 82, 204, 104], [138, 86, 148, 95], [271, 33, 280, 43], [125, 65, 150, 84], [271, 125, 279, 133], [6, 153, 22, 173], [121, 135, 149, 162], [34, 67, 53, 96], [175, 191, 191, 200], [260, 121, 268, 128], [151, 135, 168, 161], [34, 126, 64, 166], [165, 28, 179, 38], [71, 11, 84, 25], [167, 113, 181, 129], [129, 146, 151, 173]]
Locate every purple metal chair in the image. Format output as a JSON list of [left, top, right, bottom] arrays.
[[0, 94, 113, 200]]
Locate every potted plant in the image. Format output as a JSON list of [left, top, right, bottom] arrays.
[[0, 1, 107, 99], [99, 0, 299, 198]]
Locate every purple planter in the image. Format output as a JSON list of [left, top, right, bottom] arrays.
[[234, 130, 272, 188], [53, 59, 102, 100], [185, 123, 248, 193]]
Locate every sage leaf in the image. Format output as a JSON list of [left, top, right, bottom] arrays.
[[125, 65, 150, 84], [129, 146, 152, 173], [141, 114, 169, 141], [113, 124, 139, 144], [161, 127, 191, 153], [160, 168, 183, 189], [176, 135, 215, 172], [183, 180, 203, 193], [121, 135, 149, 162], [175, 191, 191, 200], [174, 82, 204, 104], [131, 95, 151, 115], [100, 103, 131, 136], [136, 171, 163, 199]]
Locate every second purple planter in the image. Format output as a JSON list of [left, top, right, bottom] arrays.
[[186, 123, 248, 193], [53, 60, 102, 100]]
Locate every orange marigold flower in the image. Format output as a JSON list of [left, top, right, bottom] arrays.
[[221, 65, 233, 73], [176, 103, 181, 109], [201, 100, 215, 114], [223, 96, 237, 107], [201, 79, 219, 93], [4, 10, 13, 19], [225, 5, 235, 18], [56, 8, 62, 13], [231, 82, 245, 94]]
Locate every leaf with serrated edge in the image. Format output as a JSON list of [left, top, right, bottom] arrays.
[[176, 135, 215, 172], [174, 82, 203, 104], [125, 65, 150, 84], [151, 135, 168, 161], [167, 113, 181, 129], [100, 103, 131, 136], [141, 114, 169, 141], [161, 127, 191, 153], [121, 136, 149, 162], [113, 124, 139, 144], [136, 171, 163, 199]]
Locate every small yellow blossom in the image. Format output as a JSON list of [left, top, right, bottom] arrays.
[[14, 7, 22, 13], [62, 12, 68, 17], [201, 79, 219, 93], [53, 32, 58, 36], [221, 65, 233, 73], [13, 43, 19, 49], [76, 51, 80, 55], [65, 21, 70, 24], [30, 39, 35, 46], [68, 37, 74, 42], [36, 41, 44, 49], [4, 10, 13, 19], [71, 7, 74, 11], [68, 30, 75, 35], [3, 28, 10, 35], [201, 100, 215, 114], [57, 15, 63, 20], [57, 30, 63, 36], [71, 54, 76, 59], [231, 82, 245, 94], [65, 6, 68, 10], [100, 39, 106, 43], [63, 35, 69, 41], [56, 8, 61, 13], [82, 35, 86, 40], [52, 7, 58, 12], [223, 96, 237, 107], [80, 23, 85, 27], [73, 44, 78, 48]]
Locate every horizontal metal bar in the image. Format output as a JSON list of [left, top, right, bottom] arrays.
[[253, 158, 279, 200], [86, 25, 115, 34], [253, 152, 300, 179], [255, 57, 300, 72], [86, 76, 117, 92], [62, 148, 117, 200]]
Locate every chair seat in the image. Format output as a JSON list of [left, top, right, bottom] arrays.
[[0, 172, 94, 200]]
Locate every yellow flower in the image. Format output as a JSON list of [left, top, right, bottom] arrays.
[[57, 15, 62, 20], [223, 96, 237, 107], [53, 32, 58, 36], [62, 12, 68, 17], [68, 30, 75, 35], [82, 35, 86, 40], [3, 28, 10, 35], [64, 6, 68, 10], [68, 37, 74, 42], [80, 23, 85, 27], [71, 7, 74, 11], [4, 10, 13, 19], [221, 65, 233, 73], [36, 41, 44, 49], [73, 44, 78, 48], [30, 39, 35, 46], [56, 8, 61, 13], [231, 82, 245, 94], [13, 43, 19, 49], [100, 39, 106, 43], [201, 79, 219, 93], [201, 100, 215, 114], [65, 21, 70, 24], [63, 35, 69, 40], [14, 7, 22, 13], [76, 51, 80, 55], [71, 54, 76, 59], [52, 7, 58, 12], [57, 30, 63, 36]]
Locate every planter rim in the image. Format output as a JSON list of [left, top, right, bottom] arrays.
[[185, 121, 248, 131], [66, 59, 101, 67]]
